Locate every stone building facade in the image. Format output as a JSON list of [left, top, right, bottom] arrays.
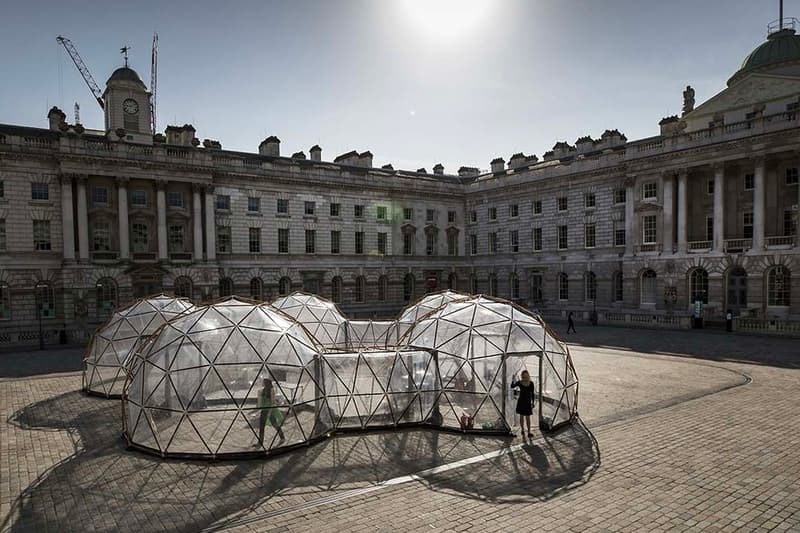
[[0, 24, 799, 344]]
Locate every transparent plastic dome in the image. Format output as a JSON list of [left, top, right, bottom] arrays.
[[83, 294, 196, 398], [393, 290, 468, 342], [270, 292, 348, 349], [123, 297, 331, 458]]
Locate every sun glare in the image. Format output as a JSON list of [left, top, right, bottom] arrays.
[[398, 0, 493, 41]]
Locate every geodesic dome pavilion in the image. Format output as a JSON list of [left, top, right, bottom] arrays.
[[270, 292, 348, 350], [83, 294, 196, 398], [393, 290, 468, 342]]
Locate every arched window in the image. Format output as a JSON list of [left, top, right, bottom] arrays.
[[0, 282, 10, 320], [250, 277, 263, 301], [448, 272, 457, 291], [174, 276, 193, 299], [96, 277, 117, 319], [470, 276, 478, 295], [509, 273, 519, 300], [488, 274, 497, 296], [585, 271, 597, 302], [378, 275, 388, 302], [36, 282, 55, 319], [558, 273, 569, 301], [767, 266, 791, 306], [689, 268, 709, 304], [278, 277, 291, 297], [612, 271, 623, 302], [403, 273, 415, 302], [640, 269, 657, 304], [354, 276, 366, 303], [331, 276, 343, 303], [219, 277, 234, 297]]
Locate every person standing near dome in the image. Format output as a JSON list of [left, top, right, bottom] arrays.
[[511, 370, 536, 438]]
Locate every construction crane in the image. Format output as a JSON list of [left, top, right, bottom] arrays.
[[150, 32, 158, 134], [56, 35, 105, 110]]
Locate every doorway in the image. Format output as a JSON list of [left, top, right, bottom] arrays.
[[726, 267, 747, 314]]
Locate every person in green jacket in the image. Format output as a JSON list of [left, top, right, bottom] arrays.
[[257, 378, 285, 447]]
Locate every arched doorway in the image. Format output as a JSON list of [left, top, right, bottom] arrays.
[[726, 267, 747, 314]]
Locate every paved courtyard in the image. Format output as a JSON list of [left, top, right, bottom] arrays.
[[1, 325, 798, 532]]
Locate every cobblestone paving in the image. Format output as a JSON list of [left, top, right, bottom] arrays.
[[1, 328, 798, 532]]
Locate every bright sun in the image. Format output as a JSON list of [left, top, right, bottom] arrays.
[[398, 0, 493, 41]]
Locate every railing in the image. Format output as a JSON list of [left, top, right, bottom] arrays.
[[170, 252, 192, 262], [724, 238, 751, 253], [92, 250, 119, 262], [132, 252, 157, 262], [83, 139, 114, 151], [602, 311, 690, 328], [23, 136, 54, 149], [636, 140, 664, 152], [736, 317, 800, 336], [723, 120, 752, 134], [688, 240, 712, 252], [766, 236, 795, 247], [243, 159, 262, 168], [0, 324, 96, 347], [165, 147, 189, 159], [636, 243, 660, 253], [127, 144, 153, 156]]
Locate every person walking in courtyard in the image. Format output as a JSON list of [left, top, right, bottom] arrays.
[[511, 370, 536, 438], [257, 378, 285, 447], [567, 311, 577, 334]]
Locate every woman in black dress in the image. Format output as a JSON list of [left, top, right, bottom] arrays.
[[511, 370, 535, 438]]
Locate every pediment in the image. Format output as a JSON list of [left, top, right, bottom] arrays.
[[687, 73, 800, 118]]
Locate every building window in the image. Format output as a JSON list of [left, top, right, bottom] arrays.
[[330, 202, 340, 217], [403, 207, 413, 221], [706, 216, 714, 241], [168, 191, 183, 208], [378, 276, 388, 301], [469, 210, 477, 223], [488, 206, 497, 220], [219, 277, 234, 297], [426, 209, 436, 222], [93, 222, 111, 251], [355, 231, 365, 254], [31, 183, 49, 201], [330, 230, 341, 254], [613, 271, 623, 302], [585, 272, 597, 302], [250, 277, 263, 300], [510, 230, 519, 253], [558, 273, 568, 301], [426, 232, 437, 255], [642, 215, 657, 244], [131, 190, 148, 208], [248, 197, 261, 213], [614, 221, 626, 247], [36, 283, 55, 319], [786, 167, 799, 185], [403, 233, 414, 255], [510, 273, 519, 299], [488, 232, 497, 254], [640, 269, 657, 304], [533, 200, 542, 215], [767, 266, 790, 306], [0, 180, 4, 198], [378, 232, 387, 255], [403, 274, 415, 302], [642, 182, 657, 200], [488, 274, 497, 296], [277, 198, 289, 215], [469, 234, 477, 255], [533, 227, 542, 251], [784, 210, 797, 236], [557, 225, 568, 250], [470, 276, 478, 295], [0, 219, 5, 251], [707, 179, 714, 195], [614, 188, 626, 205], [557, 197, 568, 212], [168, 225, 184, 252], [376, 205, 387, 220], [355, 276, 366, 303], [305, 229, 315, 254], [215, 194, 230, 211], [509, 204, 519, 218], [131, 223, 148, 252], [448, 272, 457, 290], [33, 220, 51, 251], [584, 193, 596, 209], [743, 212, 753, 239], [448, 210, 456, 224], [690, 268, 709, 304], [584, 224, 596, 248], [354, 204, 365, 218], [95, 278, 117, 319], [249, 227, 261, 253], [92, 186, 109, 207], [305, 201, 316, 216], [447, 232, 458, 256], [278, 228, 289, 254], [529, 273, 543, 303], [174, 276, 192, 299], [744, 173, 754, 190], [331, 276, 343, 303], [216, 226, 231, 254], [278, 277, 291, 297]]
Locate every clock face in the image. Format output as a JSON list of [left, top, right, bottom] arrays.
[[123, 98, 139, 115]]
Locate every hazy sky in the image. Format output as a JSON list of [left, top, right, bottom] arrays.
[[0, 0, 786, 172]]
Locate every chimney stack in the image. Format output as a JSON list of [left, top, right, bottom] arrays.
[[358, 151, 373, 168], [433, 163, 444, 175], [457, 166, 480, 178], [259, 136, 281, 157], [310, 145, 322, 161], [490, 157, 505, 173]]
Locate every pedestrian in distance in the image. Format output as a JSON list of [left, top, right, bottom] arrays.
[[511, 370, 536, 438], [257, 378, 285, 448], [567, 311, 577, 334]]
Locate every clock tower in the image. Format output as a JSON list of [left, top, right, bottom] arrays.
[[103, 65, 153, 144]]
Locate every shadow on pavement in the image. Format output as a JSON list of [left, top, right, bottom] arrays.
[[4, 389, 599, 532]]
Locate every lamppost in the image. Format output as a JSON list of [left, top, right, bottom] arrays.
[[35, 281, 47, 350]]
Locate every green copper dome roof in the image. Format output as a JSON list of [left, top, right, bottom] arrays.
[[728, 28, 800, 85]]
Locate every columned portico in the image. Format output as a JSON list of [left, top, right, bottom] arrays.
[[76, 176, 89, 261], [117, 177, 130, 260], [59, 174, 75, 261], [192, 184, 203, 260], [752, 157, 765, 250], [204, 186, 216, 261], [677, 170, 688, 253], [712, 164, 725, 253], [156, 180, 168, 261], [662, 172, 675, 253]]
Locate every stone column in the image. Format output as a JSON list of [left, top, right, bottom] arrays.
[[752, 157, 765, 250], [156, 180, 168, 261], [60, 174, 75, 261], [76, 176, 89, 262], [677, 170, 688, 253], [624, 176, 635, 255], [662, 172, 675, 253], [117, 177, 130, 260], [204, 186, 216, 261], [192, 184, 203, 261], [712, 163, 725, 252]]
